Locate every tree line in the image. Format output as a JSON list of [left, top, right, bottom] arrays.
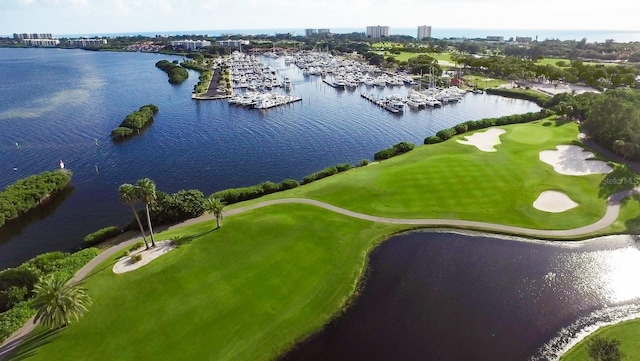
[[0, 170, 71, 228]]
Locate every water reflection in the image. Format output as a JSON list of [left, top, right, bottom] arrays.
[[282, 232, 640, 361]]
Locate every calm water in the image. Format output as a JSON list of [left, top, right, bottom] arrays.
[[282, 231, 640, 361], [0, 48, 539, 268]]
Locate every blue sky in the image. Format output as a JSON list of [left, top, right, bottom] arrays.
[[1, 0, 639, 36]]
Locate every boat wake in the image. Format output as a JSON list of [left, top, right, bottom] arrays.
[[529, 301, 640, 360]]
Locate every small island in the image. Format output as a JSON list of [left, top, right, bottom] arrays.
[[155, 59, 189, 84], [110, 104, 159, 140]]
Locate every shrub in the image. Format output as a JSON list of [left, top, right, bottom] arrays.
[[303, 166, 339, 184], [83, 226, 120, 246], [280, 179, 300, 190], [129, 241, 145, 252], [0, 301, 34, 343], [392, 141, 415, 154], [260, 181, 281, 195], [424, 135, 443, 144], [374, 148, 395, 161], [358, 159, 370, 166], [130, 254, 143, 263], [110, 127, 134, 139], [435, 128, 457, 140], [586, 336, 622, 361], [336, 163, 352, 172], [0, 269, 39, 312], [454, 123, 468, 134]]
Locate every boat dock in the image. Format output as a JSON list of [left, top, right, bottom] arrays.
[[323, 79, 340, 88], [360, 93, 403, 114]]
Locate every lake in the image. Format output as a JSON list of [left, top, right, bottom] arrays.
[[281, 231, 640, 361], [0, 47, 540, 268]]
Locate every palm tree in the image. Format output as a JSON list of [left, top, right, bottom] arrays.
[[32, 277, 92, 329], [118, 183, 150, 250], [135, 178, 157, 247], [205, 197, 225, 229]]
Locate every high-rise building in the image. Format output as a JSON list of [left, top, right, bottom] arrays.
[[417, 25, 432, 40], [305, 29, 318, 36], [366, 26, 389, 38]]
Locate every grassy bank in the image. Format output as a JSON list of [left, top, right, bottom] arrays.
[[560, 318, 640, 361]]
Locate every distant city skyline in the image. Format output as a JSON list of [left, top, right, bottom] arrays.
[[1, 0, 639, 36]]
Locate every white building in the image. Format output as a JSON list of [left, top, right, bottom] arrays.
[[23, 38, 59, 47], [417, 25, 432, 40], [305, 29, 318, 36], [215, 39, 250, 48], [366, 26, 389, 38], [67, 38, 107, 47], [170, 40, 212, 50]]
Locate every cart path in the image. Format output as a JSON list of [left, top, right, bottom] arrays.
[[2, 186, 640, 359]]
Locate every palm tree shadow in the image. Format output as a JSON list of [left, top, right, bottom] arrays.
[[5, 328, 63, 361]]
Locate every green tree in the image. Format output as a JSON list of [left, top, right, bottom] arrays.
[[136, 178, 157, 247], [586, 336, 622, 361], [32, 278, 91, 329], [205, 197, 225, 229], [118, 183, 149, 250]]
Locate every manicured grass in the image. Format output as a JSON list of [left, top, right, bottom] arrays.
[[462, 74, 507, 88], [8, 204, 403, 361], [256, 120, 635, 232], [560, 318, 640, 361], [375, 51, 454, 66], [536, 57, 619, 67]]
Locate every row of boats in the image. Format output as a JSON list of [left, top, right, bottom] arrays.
[[360, 87, 476, 114], [228, 91, 302, 109], [227, 52, 292, 91]]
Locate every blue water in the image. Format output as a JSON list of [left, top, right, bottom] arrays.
[[0, 47, 540, 268], [64, 28, 640, 43]]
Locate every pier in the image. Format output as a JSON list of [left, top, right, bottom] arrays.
[[360, 93, 403, 114]]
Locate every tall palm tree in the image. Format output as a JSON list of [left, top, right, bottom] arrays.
[[205, 197, 225, 229], [118, 183, 150, 250], [32, 277, 92, 329], [135, 178, 157, 247]]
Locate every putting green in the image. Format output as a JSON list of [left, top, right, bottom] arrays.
[[504, 123, 554, 144]]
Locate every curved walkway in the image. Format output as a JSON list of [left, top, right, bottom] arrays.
[[2, 186, 639, 359]]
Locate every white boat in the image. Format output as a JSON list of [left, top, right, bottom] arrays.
[[283, 77, 292, 90], [424, 96, 442, 108]]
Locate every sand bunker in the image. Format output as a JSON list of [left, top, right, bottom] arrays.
[[533, 191, 579, 213], [113, 240, 175, 274], [539, 145, 613, 176], [456, 128, 506, 152]]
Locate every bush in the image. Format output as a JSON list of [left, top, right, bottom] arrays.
[[392, 141, 415, 154], [0, 301, 34, 343], [424, 135, 443, 144], [141, 189, 207, 227], [260, 181, 281, 195], [336, 163, 352, 172], [280, 179, 300, 190], [303, 166, 339, 184], [586, 336, 622, 361], [374, 148, 395, 161], [358, 159, 370, 166], [0, 268, 39, 312], [130, 254, 143, 263], [129, 241, 145, 252], [110, 127, 134, 139], [454, 123, 468, 134], [83, 226, 120, 246], [435, 128, 457, 141]]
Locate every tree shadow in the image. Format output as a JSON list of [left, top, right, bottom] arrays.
[[3, 327, 63, 361], [171, 227, 218, 247], [598, 166, 640, 202]]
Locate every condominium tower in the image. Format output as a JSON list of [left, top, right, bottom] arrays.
[[366, 26, 389, 38], [417, 25, 432, 40]]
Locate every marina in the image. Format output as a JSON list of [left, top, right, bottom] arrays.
[[361, 93, 404, 114]]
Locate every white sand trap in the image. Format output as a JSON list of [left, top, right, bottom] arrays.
[[539, 145, 613, 176], [113, 240, 175, 274], [456, 128, 506, 152], [533, 191, 579, 213]]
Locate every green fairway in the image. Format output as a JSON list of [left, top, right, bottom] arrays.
[[7, 119, 640, 361], [561, 318, 640, 361], [9, 204, 403, 361], [274, 120, 632, 231], [462, 74, 507, 88]]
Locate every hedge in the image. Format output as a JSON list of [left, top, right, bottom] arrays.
[[303, 166, 339, 184], [374, 141, 416, 161], [83, 226, 121, 246]]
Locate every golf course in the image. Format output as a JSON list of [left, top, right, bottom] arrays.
[[4, 118, 640, 360]]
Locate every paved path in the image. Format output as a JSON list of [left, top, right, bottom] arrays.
[[2, 187, 639, 359]]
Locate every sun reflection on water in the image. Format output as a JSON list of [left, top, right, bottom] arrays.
[[559, 246, 640, 304]]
